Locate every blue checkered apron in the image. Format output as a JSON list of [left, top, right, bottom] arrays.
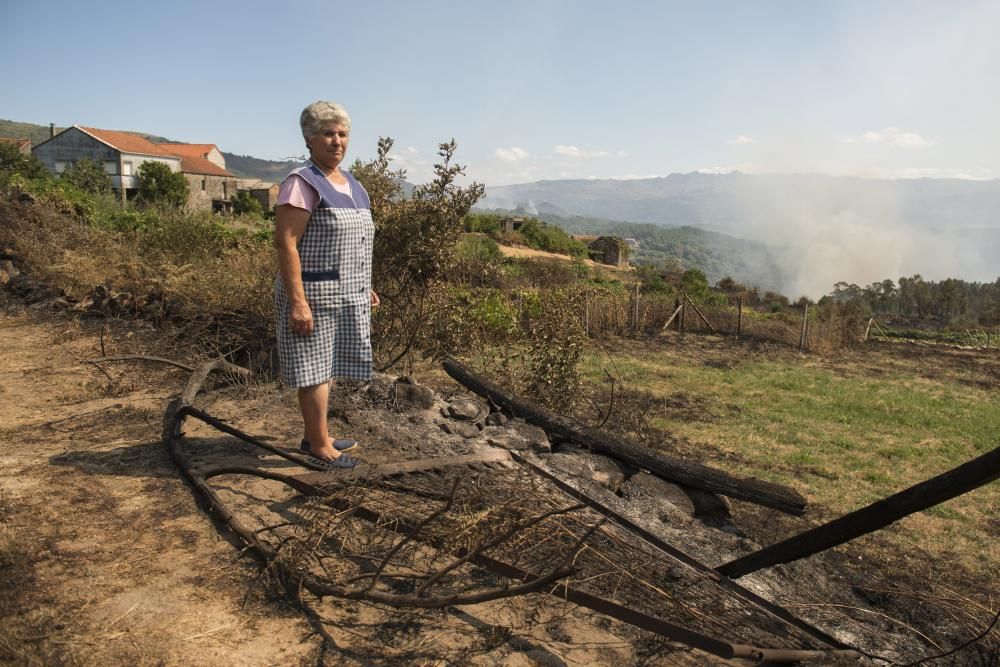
[[275, 164, 375, 387]]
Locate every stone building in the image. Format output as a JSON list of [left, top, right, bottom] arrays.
[[237, 178, 280, 211], [587, 236, 630, 268], [159, 143, 239, 212], [500, 217, 526, 234], [31, 126, 237, 212]]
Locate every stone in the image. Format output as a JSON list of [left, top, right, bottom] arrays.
[[622, 472, 696, 515], [485, 411, 509, 426], [440, 421, 481, 439], [547, 450, 627, 493], [392, 377, 435, 409], [0, 260, 18, 278], [510, 422, 550, 453], [446, 398, 488, 422], [683, 486, 733, 523]]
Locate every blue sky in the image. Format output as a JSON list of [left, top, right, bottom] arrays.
[[2, 0, 997, 185]]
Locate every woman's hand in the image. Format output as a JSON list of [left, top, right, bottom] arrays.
[[370, 289, 381, 308], [289, 301, 314, 336]]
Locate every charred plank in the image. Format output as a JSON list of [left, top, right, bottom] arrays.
[[443, 357, 806, 516]]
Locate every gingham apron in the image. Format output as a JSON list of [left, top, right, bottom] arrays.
[[274, 164, 375, 387]]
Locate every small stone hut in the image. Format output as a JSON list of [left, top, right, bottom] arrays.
[[587, 236, 630, 268]]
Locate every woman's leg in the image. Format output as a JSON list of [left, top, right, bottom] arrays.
[[298, 381, 339, 459]]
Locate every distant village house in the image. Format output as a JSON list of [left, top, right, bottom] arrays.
[[0, 138, 32, 155], [500, 216, 527, 235], [582, 235, 631, 268], [237, 178, 280, 211], [31, 126, 239, 212]]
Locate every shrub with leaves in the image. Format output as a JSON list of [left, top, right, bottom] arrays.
[[352, 138, 485, 369], [0, 143, 51, 185], [60, 158, 113, 195], [136, 161, 189, 208]]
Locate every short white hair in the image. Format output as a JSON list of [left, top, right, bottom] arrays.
[[300, 101, 352, 139]]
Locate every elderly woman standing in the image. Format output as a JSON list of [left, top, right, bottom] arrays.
[[274, 101, 379, 469]]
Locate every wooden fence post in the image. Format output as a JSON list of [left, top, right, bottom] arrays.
[[798, 305, 809, 350], [863, 318, 874, 343], [584, 294, 590, 337], [736, 295, 743, 340], [632, 282, 640, 334]]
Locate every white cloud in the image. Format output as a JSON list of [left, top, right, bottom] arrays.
[[729, 135, 756, 145], [494, 146, 530, 162], [404, 146, 418, 155], [553, 144, 611, 158], [839, 127, 935, 147]]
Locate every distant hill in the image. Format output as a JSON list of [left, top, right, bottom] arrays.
[[482, 173, 1000, 296], [482, 172, 1000, 234], [0, 119, 63, 146], [478, 208, 786, 291], [220, 153, 303, 181]]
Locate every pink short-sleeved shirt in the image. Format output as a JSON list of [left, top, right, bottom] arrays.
[[276, 171, 352, 211]]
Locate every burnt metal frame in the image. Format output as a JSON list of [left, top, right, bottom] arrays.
[[162, 360, 860, 663]]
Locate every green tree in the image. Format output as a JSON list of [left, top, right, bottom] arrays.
[[60, 158, 113, 194], [680, 268, 711, 302], [231, 190, 263, 216], [136, 161, 188, 208], [0, 143, 51, 182]]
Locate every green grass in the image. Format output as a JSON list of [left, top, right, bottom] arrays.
[[581, 341, 1000, 575]]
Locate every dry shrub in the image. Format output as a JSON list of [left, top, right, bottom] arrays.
[[265, 466, 595, 608]]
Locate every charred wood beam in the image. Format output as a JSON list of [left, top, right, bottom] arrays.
[[717, 445, 1000, 579], [443, 357, 806, 515]]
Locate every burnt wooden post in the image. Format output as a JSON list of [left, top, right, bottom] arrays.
[[632, 282, 640, 334], [736, 295, 743, 339], [717, 445, 1000, 579], [679, 299, 686, 333], [443, 357, 807, 515]]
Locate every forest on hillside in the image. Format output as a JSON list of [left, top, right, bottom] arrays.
[[478, 208, 787, 291]]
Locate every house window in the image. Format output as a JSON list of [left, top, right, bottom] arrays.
[[55, 161, 68, 173], [104, 161, 117, 175], [122, 161, 133, 176], [223, 181, 228, 198], [201, 179, 206, 191]]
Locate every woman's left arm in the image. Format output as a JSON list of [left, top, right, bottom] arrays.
[[370, 290, 380, 308]]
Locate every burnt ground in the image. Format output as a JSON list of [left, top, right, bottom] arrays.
[[1, 297, 997, 666]]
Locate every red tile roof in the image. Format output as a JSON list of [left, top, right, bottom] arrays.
[[0, 138, 32, 154], [78, 126, 178, 158], [158, 143, 233, 177]]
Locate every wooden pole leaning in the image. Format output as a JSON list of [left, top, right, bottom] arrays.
[[717, 445, 1000, 579]]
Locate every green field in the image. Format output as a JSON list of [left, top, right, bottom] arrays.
[[580, 335, 1000, 578]]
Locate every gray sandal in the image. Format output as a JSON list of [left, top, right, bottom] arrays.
[[300, 438, 359, 454]]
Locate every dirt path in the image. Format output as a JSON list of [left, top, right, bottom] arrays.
[[0, 310, 316, 665]]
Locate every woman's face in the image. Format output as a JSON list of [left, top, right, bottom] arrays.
[[307, 121, 350, 171]]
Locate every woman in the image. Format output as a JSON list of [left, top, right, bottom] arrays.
[[274, 100, 379, 469]]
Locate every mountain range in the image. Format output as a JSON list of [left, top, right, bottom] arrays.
[[483, 173, 1000, 297]]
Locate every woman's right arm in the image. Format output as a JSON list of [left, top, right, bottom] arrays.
[[274, 204, 315, 335]]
